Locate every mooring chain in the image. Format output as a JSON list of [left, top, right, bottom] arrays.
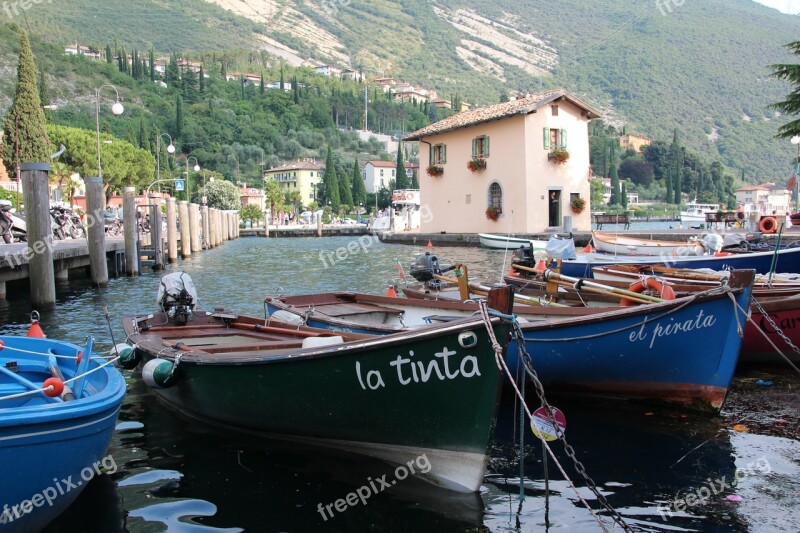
[[510, 319, 634, 532], [751, 297, 800, 356]]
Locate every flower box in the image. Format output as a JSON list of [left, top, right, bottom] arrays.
[[548, 148, 570, 164], [427, 165, 444, 177], [467, 158, 487, 172], [570, 197, 586, 214], [485, 206, 502, 221]]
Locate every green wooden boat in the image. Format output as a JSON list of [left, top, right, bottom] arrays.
[[122, 281, 512, 493]]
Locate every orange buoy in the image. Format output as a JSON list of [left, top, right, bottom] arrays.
[[620, 278, 676, 306], [43, 377, 64, 397], [583, 243, 594, 253], [507, 266, 518, 277], [427, 240, 433, 248], [27, 321, 46, 338], [385, 286, 398, 298], [759, 216, 777, 234], [535, 260, 547, 272]]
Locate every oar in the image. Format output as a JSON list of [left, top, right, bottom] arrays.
[[768, 222, 785, 284], [433, 273, 569, 307], [512, 263, 667, 304]]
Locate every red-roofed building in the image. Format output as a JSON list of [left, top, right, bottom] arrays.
[[734, 182, 790, 216]]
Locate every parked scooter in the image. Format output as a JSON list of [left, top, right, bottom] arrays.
[[50, 205, 85, 240], [0, 200, 26, 243], [103, 208, 122, 236]]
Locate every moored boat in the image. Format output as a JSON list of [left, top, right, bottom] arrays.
[[123, 273, 513, 493], [680, 202, 720, 225], [478, 233, 549, 251], [591, 230, 706, 256], [0, 332, 126, 532], [268, 269, 756, 410]]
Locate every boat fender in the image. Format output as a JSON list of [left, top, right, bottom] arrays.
[[142, 358, 179, 388], [115, 343, 141, 370], [759, 217, 777, 234], [270, 310, 305, 326], [620, 278, 676, 307], [43, 377, 64, 397], [170, 342, 193, 352]]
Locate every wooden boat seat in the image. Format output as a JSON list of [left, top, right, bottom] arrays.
[[424, 315, 469, 323], [313, 302, 404, 318]]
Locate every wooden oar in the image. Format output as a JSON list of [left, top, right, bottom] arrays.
[[433, 273, 569, 308], [512, 263, 667, 304]]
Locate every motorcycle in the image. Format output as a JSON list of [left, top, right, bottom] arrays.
[[104, 210, 122, 236], [50, 206, 85, 240], [0, 200, 26, 243]]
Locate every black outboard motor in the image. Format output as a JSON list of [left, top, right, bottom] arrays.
[[157, 272, 198, 325], [409, 252, 455, 288], [511, 244, 536, 269]]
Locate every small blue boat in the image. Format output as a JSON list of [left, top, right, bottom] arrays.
[[266, 270, 755, 410], [0, 334, 126, 532], [557, 245, 800, 278]]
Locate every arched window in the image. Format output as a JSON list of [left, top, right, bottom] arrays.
[[488, 182, 503, 210]]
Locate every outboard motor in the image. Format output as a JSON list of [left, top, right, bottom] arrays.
[[409, 252, 455, 288], [157, 272, 198, 324], [511, 244, 536, 269], [701, 233, 724, 254]]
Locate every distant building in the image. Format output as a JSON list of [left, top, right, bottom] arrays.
[[735, 182, 791, 215], [240, 187, 265, 211], [619, 134, 651, 153], [404, 88, 600, 233], [363, 161, 418, 194], [596, 178, 639, 205], [431, 98, 452, 110], [315, 65, 342, 77], [393, 84, 432, 104], [263, 160, 325, 205], [64, 44, 102, 60], [374, 78, 397, 92]]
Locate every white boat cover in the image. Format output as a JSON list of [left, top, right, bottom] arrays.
[[157, 272, 198, 307]]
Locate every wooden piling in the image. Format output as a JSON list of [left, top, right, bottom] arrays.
[[317, 216, 323, 237], [20, 163, 56, 306], [189, 203, 201, 252], [201, 205, 210, 249], [84, 176, 109, 287], [220, 211, 227, 243], [148, 193, 164, 270], [166, 197, 178, 263], [178, 200, 191, 258], [211, 208, 218, 247], [122, 187, 138, 276]]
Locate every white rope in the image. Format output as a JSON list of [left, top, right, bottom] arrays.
[[0, 355, 120, 402], [0, 346, 79, 359]]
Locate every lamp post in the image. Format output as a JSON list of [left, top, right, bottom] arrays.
[[94, 84, 124, 181], [792, 136, 800, 212], [155, 133, 175, 191], [186, 156, 200, 202]]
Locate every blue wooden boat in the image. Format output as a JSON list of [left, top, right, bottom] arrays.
[[0, 335, 126, 532], [266, 270, 755, 410], [556, 245, 800, 278]]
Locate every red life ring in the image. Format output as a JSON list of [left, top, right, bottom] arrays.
[[735, 210, 745, 221], [759, 216, 777, 234], [620, 277, 676, 307], [407, 192, 414, 200]]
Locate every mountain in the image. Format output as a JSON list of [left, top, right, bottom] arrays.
[[6, 0, 800, 181]]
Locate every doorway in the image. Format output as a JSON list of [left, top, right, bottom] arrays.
[[548, 190, 561, 227]]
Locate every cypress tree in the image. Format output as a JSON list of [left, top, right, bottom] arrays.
[[674, 162, 683, 204], [351, 158, 366, 207], [149, 48, 155, 81], [38, 66, 50, 121], [339, 161, 353, 208], [175, 95, 184, 138], [665, 165, 673, 203], [260, 72, 265, 94], [1, 32, 51, 171], [621, 181, 628, 209], [138, 117, 150, 151], [199, 66, 205, 92], [280, 65, 284, 91], [395, 142, 410, 189], [608, 142, 620, 205], [125, 123, 137, 146], [323, 147, 340, 210], [106, 44, 112, 64], [411, 167, 419, 189]]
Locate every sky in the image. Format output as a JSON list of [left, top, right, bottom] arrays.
[[753, 0, 800, 14]]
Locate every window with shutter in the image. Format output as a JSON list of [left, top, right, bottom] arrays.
[[472, 135, 489, 158], [543, 128, 550, 150], [560, 129, 567, 149]]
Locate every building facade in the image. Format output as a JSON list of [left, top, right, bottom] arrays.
[[363, 161, 418, 193], [404, 89, 599, 233], [263, 160, 325, 206], [619, 134, 651, 153], [735, 183, 791, 216]]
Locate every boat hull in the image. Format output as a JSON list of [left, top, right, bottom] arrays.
[[478, 233, 548, 251], [0, 336, 126, 532], [129, 317, 507, 492], [558, 247, 800, 278], [591, 231, 704, 257]]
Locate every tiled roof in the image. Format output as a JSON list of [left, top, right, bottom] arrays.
[[404, 88, 601, 141], [265, 160, 324, 172]]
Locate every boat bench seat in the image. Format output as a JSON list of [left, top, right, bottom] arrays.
[[594, 214, 630, 230], [424, 315, 468, 323], [193, 340, 306, 354], [314, 303, 404, 318]]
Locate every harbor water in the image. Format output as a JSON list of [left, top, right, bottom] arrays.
[[1, 237, 797, 532]]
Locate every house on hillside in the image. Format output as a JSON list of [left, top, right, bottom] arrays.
[[404, 88, 600, 233], [735, 183, 791, 216], [64, 44, 102, 60], [315, 65, 342, 77], [240, 186, 265, 211], [619, 134, 651, 153], [363, 161, 418, 194], [263, 160, 325, 205]]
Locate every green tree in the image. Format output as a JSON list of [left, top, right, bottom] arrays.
[[769, 41, 800, 139], [323, 146, 340, 210], [608, 142, 620, 205], [138, 117, 150, 151], [106, 44, 112, 64], [239, 203, 263, 226], [263, 178, 283, 224], [204, 179, 241, 210], [38, 66, 51, 121], [1, 32, 51, 171], [621, 181, 628, 209], [590, 178, 606, 206], [395, 142, 410, 189], [149, 48, 155, 81], [351, 159, 366, 207], [175, 95, 184, 138]]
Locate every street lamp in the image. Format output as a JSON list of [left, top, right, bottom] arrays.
[[94, 84, 124, 180], [186, 156, 200, 201], [792, 136, 800, 211], [155, 133, 175, 192]]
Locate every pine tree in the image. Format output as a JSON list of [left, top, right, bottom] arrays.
[[175, 95, 184, 138], [769, 41, 800, 138], [351, 158, 366, 207], [106, 44, 112, 64], [1, 32, 51, 171], [395, 142, 410, 189]]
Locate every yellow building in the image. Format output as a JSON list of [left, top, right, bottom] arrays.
[[263, 160, 325, 206], [619, 134, 651, 153]]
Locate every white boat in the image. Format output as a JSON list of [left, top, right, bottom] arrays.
[[478, 233, 549, 251], [680, 202, 720, 225], [591, 231, 706, 256]]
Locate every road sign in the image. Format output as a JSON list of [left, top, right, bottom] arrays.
[[530, 406, 566, 441], [175, 180, 185, 191]]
